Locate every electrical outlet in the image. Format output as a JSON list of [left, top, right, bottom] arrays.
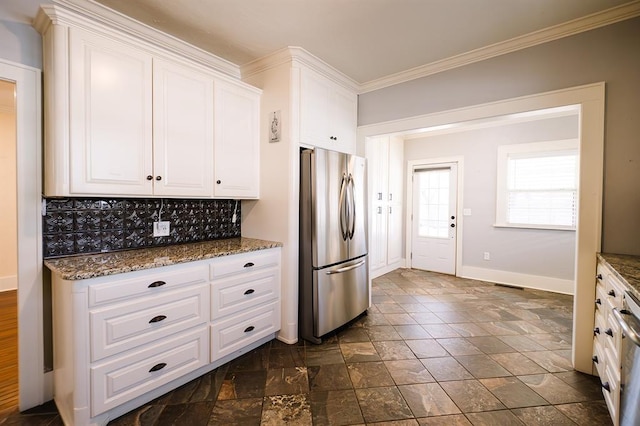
[[483, 252, 491, 261], [153, 221, 170, 237]]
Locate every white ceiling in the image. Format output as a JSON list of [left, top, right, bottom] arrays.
[[3, 0, 638, 84]]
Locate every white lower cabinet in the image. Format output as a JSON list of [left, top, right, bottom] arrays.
[[50, 247, 281, 425], [593, 258, 624, 425]]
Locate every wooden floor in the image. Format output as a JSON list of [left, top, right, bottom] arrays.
[[0, 290, 18, 414]]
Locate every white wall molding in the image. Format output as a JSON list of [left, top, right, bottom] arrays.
[[359, 1, 640, 93], [460, 265, 574, 295], [371, 259, 406, 280], [0, 275, 17, 292]]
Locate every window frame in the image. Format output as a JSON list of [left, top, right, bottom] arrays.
[[495, 139, 579, 231]]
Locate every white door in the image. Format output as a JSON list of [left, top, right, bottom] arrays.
[[68, 27, 153, 195], [411, 164, 458, 274], [153, 59, 214, 197], [213, 80, 260, 198]]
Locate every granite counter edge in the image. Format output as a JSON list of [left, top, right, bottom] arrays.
[[598, 253, 640, 301]]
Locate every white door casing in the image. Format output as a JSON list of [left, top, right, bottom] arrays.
[[411, 163, 458, 275]]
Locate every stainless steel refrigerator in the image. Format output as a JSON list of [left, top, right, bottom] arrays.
[[299, 148, 369, 344]]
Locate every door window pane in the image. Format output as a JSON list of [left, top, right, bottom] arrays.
[[417, 169, 450, 238]]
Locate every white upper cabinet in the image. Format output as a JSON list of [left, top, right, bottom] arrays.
[[153, 59, 214, 197], [299, 67, 357, 154], [38, 6, 261, 199], [68, 27, 154, 196], [213, 80, 260, 199]]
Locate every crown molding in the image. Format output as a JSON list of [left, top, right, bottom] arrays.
[[359, 0, 640, 93], [241, 46, 360, 92], [35, 0, 241, 80]]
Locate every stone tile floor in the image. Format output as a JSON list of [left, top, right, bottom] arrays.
[[0, 269, 612, 425]]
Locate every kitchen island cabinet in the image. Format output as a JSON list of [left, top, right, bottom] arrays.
[[593, 253, 640, 426], [36, 1, 261, 199], [45, 239, 281, 426]]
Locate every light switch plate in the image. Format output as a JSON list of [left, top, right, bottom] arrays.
[[153, 221, 170, 237]]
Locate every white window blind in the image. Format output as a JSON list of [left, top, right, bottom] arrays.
[[496, 139, 579, 230]]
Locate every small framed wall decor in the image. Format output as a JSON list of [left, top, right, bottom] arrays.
[[269, 110, 281, 143]]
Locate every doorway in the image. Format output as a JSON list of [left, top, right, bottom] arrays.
[[411, 163, 458, 274], [0, 78, 18, 413], [0, 59, 47, 410]]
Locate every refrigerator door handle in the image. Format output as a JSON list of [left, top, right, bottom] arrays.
[[325, 259, 366, 275], [339, 173, 348, 241], [348, 174, 356, 239]]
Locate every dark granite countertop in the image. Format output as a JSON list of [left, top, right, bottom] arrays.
[[598, 253, 640, 300], [45, 237, 282, 280]]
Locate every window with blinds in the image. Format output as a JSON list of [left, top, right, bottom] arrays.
[[496, 140, 578, 230]]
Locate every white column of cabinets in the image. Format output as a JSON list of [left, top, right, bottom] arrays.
[[42, 21, 260, 199], [368, 136, 404, 278], [299, 67, 357, 154]]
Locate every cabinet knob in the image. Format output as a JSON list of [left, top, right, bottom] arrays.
[[149, 315, 167, 324], [592, 355, 599, 364], [146, 175, 153, 181], [244, 326, 255, 333], [244, 289, 255, 295], [149, 363, 167, 373], [244, 262, 255, 268], [450, 223, 455, 228], [602, 382, 611, 392], [594, 327, 600, 335], [155, 176, 162, 181], [329, 136, 337, 141], [595, 298, 601, 306], [148, 280, 166, 288], [605, 328, 614, 337], [608, 290, 616, 297], [596, 274, 603, 280], [216, 180, 221, 184]]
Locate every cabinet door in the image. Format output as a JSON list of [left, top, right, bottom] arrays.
[[330, 85, 357, 154], [387, 137, 404, 265], [153, 59, 214, 197], [367, 138, 389, 272], [213, 80, 260, 198], [68, 27, 153, 195], [299, 68, 332, 149]]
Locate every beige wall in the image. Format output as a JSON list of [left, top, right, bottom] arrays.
[[0, 79, 17, 291], [359, 17, 640, 256]]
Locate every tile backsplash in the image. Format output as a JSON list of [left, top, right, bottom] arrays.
[[43, 197, 241, 258]]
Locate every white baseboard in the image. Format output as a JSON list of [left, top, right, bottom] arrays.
[[371, 258, 406, 279], [459, 266, 574, 295], [0, 275, 17, 292]]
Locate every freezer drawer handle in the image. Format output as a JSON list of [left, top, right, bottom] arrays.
[[325, 259, 366, 275], [149, 363, 167, 373], [244, 262, 255, 268], [244, 289, 255, 295], [149, 315, 167, 324], [613, 308, 640, 346], [148, 280, 166, 288], [244, 326, 255, 333]]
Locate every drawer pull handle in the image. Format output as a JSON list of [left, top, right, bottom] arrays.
[[149, 363, 167, 372], [244, 289, 255, 295], [608, 290, 616, 297], [148, 281, 167, 288], [244, 262, 255, 268], [605, 328, 614, 337], [602, 381, 611, 392], [244, 326, 255, 333], [592, 355, 599, 364], [595, 298, 602, 306], [149, 315, 167, 324], [594, 327, 600, 336]]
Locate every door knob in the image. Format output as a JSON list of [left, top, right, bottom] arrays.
[[451, 216, 455, 220], [450, 224, 455, 228]]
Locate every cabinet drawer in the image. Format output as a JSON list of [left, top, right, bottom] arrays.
[[90, 284, 209, 361], [606, 274, 625, 309], [91, 326, 208, 416], [210, 248, 280, 279], [602, 362, 620, 426], [212, 268, 279, 320], [211, 300, 280, 362], [595, 283, 607, 314], [605, 310, 623, 363], [592, 337, 606, 378], [89, 264, 208, 307]]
